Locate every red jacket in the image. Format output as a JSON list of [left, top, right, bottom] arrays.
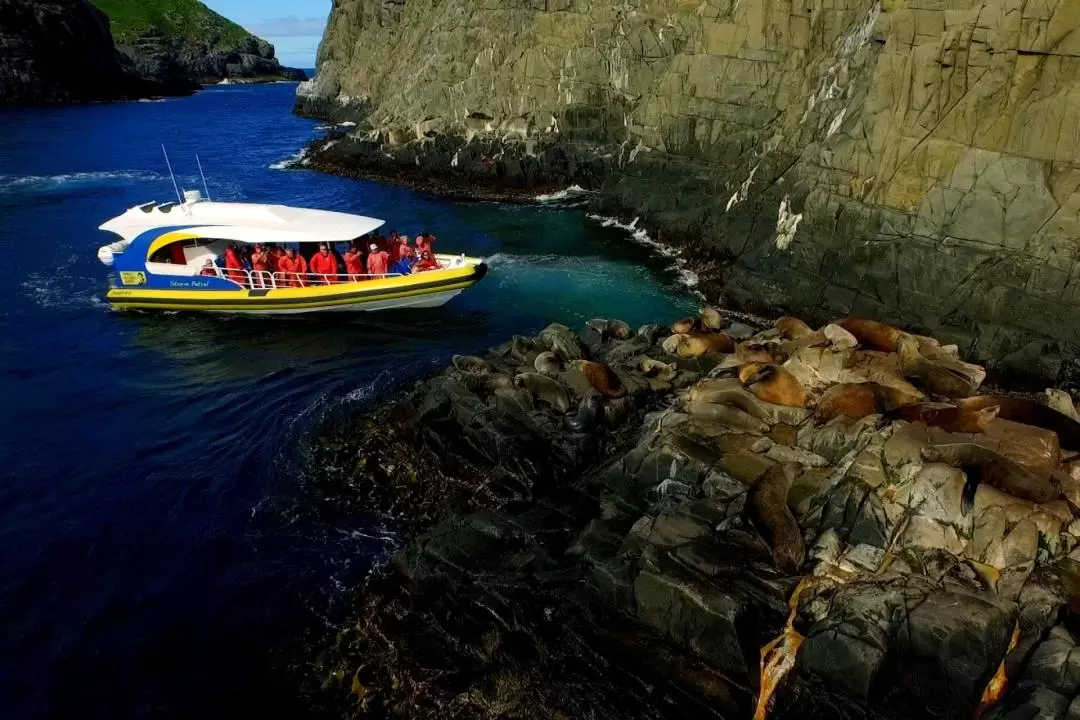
[[416, 236, 433, 255], [276, 255, 307, 287], [309, 251, 339, 283], [344, 250, 364, 278], [415, 257, 440, 272], [367, 250, 390, 276], [224, 248, 245, 285]]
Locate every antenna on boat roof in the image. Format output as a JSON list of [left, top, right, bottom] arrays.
[[195, 154, 211, 201], [161, 145, 183, 204]]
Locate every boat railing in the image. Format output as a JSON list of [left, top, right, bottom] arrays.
[[204, 266, 405, 289]]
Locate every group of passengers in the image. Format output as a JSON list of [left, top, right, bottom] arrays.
[[202, 231, 440, 288]]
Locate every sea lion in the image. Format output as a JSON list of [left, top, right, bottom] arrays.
[[775, 316, 814, 340], [822, 324, 858, 350], [572, 359, 627, 399], [666, 332, 736, 358], [602, 395, 634, 427], [736, 340, 785, 365], [813, 382, 922, 423], [510, 335, 535, 363], [738, 364, 808, 408], [563, 392, 602, 433], [897, 334, 976, 398], [837, 317, 904, 352], [534, 351, 562, 378], [452, 354, 493, 375], [958, 396, 1080, 451], [637, 357, 678, 382], [1047, 389, 1080, 422], [514, 373, 571, 413], [538, 323, 584, 361], [637, 324, 668, 344], [605, 319, 633, 340], [672, 316, 702, 335], [885, 403, 999, 433], [686, 380, 772, 420], [749, 463, 805, 574], [700, 307, 726, 331], [921, 443, 1061, 515]]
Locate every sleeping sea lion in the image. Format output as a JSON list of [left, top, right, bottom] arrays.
[[563, 392, 602, 433], [884, 403, 999, 433], [534, 351, 562, 378], [514, 373, 571, 413], [1046, 389, 1080, 422], [736, 340, 786, 365], [921, 443, 1062, 515], [958, 396, 1080, 451], [666, 332, 735, 358], [672, 316, 703, 335], [738, 363, 808, 408], [602, 395, 634, 427], [572, 359, 627, 399], [452, 354, 493, 375], [686, 380, 772, 420], [775, 316, 814, 340], [749, 463, 806, 574], [637, 357, 678, 381], [836, 317, 904, 352], [538, 323, 584, 361], [700, 307, 726, 331], [813, 382, 922, 423], [897, 334, 976, 398], [605, 319, 633, 341]]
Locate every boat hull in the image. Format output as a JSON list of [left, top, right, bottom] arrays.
[[105, 262, 486, 314]]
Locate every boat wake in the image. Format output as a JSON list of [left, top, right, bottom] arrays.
[[22, 270, 107, 312], [0, 170, 163, 194], [587, 214, 704, 296]]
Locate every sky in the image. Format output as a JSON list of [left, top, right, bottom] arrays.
[[204, 0, 331, 69]]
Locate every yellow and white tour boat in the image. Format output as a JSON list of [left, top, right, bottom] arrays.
[[96, 190, 487, 314]]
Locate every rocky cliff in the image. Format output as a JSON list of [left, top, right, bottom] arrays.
[[0, 0, 142, 103], [91, 0, 307, 92], [297, 0, 1080, 381]]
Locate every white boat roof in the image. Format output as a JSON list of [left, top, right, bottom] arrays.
[[99, 197, 385, 244]]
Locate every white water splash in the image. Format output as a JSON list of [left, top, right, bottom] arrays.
[[268, 148, 310, 170], [534, 185, 591, 203], [586, 214, 703, 296]]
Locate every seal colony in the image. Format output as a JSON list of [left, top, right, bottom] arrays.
[[307, 307, 1080, 720]]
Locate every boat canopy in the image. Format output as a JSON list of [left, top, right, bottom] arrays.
[[99, 193, 385, 244]]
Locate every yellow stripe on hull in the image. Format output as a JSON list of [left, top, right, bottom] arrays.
[[106, 265, 485, 313]]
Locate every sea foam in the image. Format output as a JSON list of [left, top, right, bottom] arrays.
[[587, 214, 703, 296]]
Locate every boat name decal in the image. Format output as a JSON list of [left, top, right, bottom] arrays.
[[168, 279, 212, 288]]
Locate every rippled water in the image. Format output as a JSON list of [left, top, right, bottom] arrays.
[[0, 83, 698, 719]]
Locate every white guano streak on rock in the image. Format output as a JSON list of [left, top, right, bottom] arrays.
[[827, 109, 847, 139], [726, 163, 760, 212], [776, 196, 803, 250], [800, 1, 881, 125]]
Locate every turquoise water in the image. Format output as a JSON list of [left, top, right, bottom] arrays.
[[0, 82, 698, 719]]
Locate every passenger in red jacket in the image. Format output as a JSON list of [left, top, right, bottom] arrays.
[[414, 250, 440, 272], [396, 238, 414, 262], [224, 244, 245, 286], [309, 243, 340, 284], [366, 243, 390, 277], [276, 247, 308, 287], [416, 232, 435, 257], [343, 245, 364, 280]]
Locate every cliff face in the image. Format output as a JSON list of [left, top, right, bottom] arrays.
[[300, 0, 1080, 379], [0, 0, 139, 103]]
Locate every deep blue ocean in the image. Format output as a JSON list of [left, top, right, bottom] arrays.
[[0, 82, 698, 719]]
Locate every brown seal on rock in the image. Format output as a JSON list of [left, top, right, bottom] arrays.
[[538, 323, 584, 361], [836, 317, 904, 352], [958, 396, 1080, 452], [738, 363, 808, 408], [700, 307, 726, 331], [509, 335, 535, 363], [637, 357, 677, 381], [775, 316, 814, 340], [514, 373, 571, 413], [921, 443, 1062, 515], [749, 463, 805, 574], [664, 332, 735, 358], [813, 382, 922, 423], [452, 354, 493, 374], [671, 316, 703, 335], [603, 319, 633, 340], [885, 403, 999, 433], [736, 340, 786, 365], [533, 351, 562, 378], [897, 334, 977, 398], [602, 395, 634, 427], [571, 359, 627, 399]]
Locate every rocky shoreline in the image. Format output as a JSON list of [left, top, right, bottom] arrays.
[[302, 308, 1080, 720]]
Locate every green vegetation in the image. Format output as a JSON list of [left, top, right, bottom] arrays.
[[90, 0, 254, 49]]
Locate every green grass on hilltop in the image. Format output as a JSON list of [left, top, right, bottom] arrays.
[[90, 0, 254, 49]]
